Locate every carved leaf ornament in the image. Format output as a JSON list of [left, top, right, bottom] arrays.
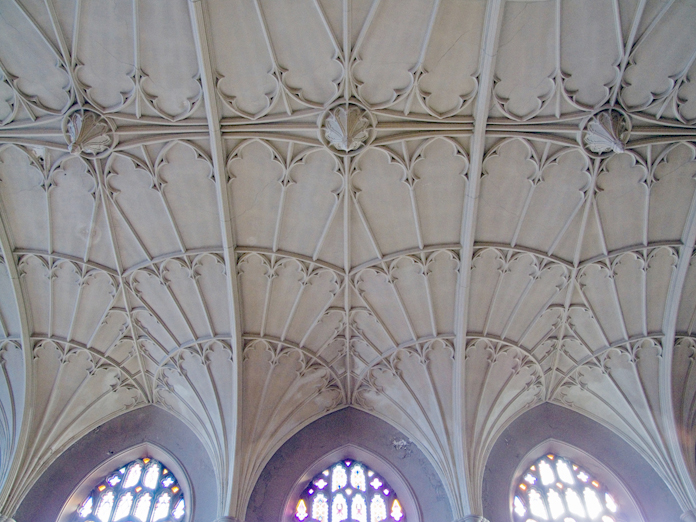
[[63, 108, 115, 157], [582, 109, 631, 156], [321, 103, 373, 155]]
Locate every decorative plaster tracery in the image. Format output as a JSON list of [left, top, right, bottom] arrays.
[[0, 1, 696, 521]]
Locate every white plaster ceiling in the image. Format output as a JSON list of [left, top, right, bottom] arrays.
[[0, 0, 696, 519]]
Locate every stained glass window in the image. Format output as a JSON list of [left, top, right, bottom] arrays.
[[513, 454, 620, 522], [76, 458, 185, 522], [295, 460, 404, 522]]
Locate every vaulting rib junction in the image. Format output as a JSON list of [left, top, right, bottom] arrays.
[[1, 1, 696, 522]]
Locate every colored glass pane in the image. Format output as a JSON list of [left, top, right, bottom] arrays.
[[332, 465, 348, 491], [173, 499, 185, 519], [332, 493, 348, 522], [95, 491, 114, 522], [152, 492, 171, 522], [297, 460, 404, 522], [123, 464, 142, 488], [296, 499, 309, 521], [514, 496, 526, 517], [75, 458, 185, 522], [143, 464, 160, 489], [528, 489, 548, 520], [370, 495, 387, 522], [113, 492, 133, 521], [514, 455, 621, 522], [353, 494, 367, 522], [78, 496, 93, 518], [312, 493, 329, 522], [133, 493, 152, 522], [351, 465, 366, 491]]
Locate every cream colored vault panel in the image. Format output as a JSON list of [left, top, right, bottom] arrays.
[[1, 0, 696, 521]]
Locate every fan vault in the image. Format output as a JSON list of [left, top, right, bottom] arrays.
[[0, 0, 695, 521]]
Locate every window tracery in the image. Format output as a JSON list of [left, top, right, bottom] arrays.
[[513, 454, 619, 522], [75, 457, 185, 522], [296, 460, 404, 522]]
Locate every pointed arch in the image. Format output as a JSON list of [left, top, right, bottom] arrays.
[[13, 405, 217, 522], [244, 407, 453, 522], [482, 402, 681, 522]]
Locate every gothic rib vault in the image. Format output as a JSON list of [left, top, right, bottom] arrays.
[[1, 0, 696, 521]]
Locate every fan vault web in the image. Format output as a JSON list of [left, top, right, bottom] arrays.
[[0, 0, 695, 521]]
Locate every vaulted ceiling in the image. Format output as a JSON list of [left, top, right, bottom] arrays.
[[1, 0, 696, 520]]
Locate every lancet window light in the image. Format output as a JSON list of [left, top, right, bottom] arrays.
[[75, 457, 186, 522], [513, 454, 619, 522], [295, 460, 404, 522]]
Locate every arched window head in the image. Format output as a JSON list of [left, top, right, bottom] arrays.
[[513, 454, 620, 522], [295, 459, 405, 522], [75, 457, 186, 522]]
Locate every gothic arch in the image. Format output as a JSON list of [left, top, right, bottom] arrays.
[[482, 403, 681, 522], [509, 439, 644, 522], [245, 407, 453, 522], [13, 405, 217, 522]]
